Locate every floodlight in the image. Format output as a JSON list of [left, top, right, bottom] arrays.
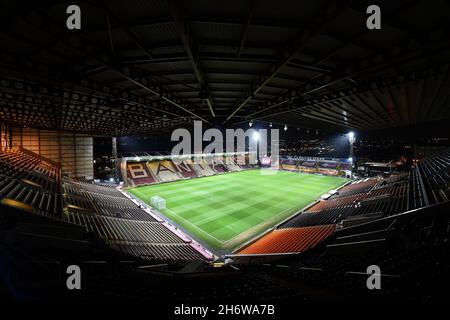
[[348, 132, 355, 139], [253, 131, 260, 141], [284, 124, 288, 131]]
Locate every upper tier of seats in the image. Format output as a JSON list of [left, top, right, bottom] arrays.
[[0, 147, 62, 218], [0, 148, 61, 190]]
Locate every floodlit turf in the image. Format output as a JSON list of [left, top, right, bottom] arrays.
[[128, 170, 348, 252]]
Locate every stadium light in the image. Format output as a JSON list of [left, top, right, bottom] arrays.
[[253, 131, 260, 141], [348, 131, 355, 140], [347, 132, 356, 179], [284, 124, 288, 131], [249, 120, 253, 127], [269, 122, 273, 128]]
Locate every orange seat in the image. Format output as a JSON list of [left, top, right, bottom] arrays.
[[239, 224, 336, 255]]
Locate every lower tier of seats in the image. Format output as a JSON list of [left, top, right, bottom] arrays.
[[238, 225, 336, 255]]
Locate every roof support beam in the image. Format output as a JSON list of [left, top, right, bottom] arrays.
[[88, 0, 154, 60], [169, 0, 215, 117], [242, 36, 450, 122], [225, 1, 350, 122], [18, 8, 210, 124], [237, 0, 257, 58]]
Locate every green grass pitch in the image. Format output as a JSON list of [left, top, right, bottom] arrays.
[[128, 170, 348, 252]]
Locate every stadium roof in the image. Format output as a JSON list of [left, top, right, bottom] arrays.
[[1, 0, 450, 136]]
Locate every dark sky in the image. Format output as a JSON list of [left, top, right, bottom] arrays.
[[93, 118, 449, 157]]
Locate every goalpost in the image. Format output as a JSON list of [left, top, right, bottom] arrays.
[[150, 195, 166, 210]]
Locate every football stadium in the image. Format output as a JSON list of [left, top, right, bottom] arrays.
[[1, 0, 450, 309], [129, 170, 348, 251]]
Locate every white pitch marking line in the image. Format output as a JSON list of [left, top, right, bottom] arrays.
[[164, 207, 225, 244]]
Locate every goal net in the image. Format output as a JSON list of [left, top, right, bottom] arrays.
[[150, 195, 166, 210]]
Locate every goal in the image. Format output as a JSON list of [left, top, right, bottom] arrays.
[[150, 195, 166, 210]]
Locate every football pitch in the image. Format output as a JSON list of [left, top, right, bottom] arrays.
[[128, 170, 348, 252]]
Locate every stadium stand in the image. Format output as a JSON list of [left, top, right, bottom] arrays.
[[335, 177, 379, 197], [63, 180, 209, 262], [224, 156, 242, 172], [409, 165, 430, 210], [64, 180, 158, 221], [0, 148, 62, 218], [2, 143, 450, 299], [1, 0, 450, 302], [238, 225, 336, 255], [5, 145, 450, 265], [338, 162, 351, 171], [126, 162, 156, 186], [0, 147, 209, 264], [280, 175, 408, 228], [234, 160, 431, 257], [418, 150, 450, 204], [172, 160, 198, 178], [148, 160, 180, 182], [192, 161, 216, 176], [318, 161, 339, 175], [278, 157, 351, 176], [123, 154, 256, 186], [236, 154, 254, 169], [2, 146, 450, 300], [260, 199, 450, 298], [298, 160, 317, 174], [210, 157, 229, 173], [280, 158, 298, 171], [67, 215, 184, 243], [108, 242, 204, 262], [307, 193, 368, 212]]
